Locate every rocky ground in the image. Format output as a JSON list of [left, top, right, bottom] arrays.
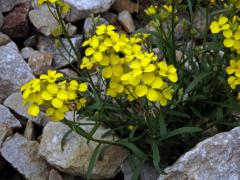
[[0, 0, 240, 180]]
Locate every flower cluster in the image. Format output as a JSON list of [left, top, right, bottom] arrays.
[[210, 16, 240, 54], [80, 24, 178, 106], [226, 59, 240, 90], [37, 0, 70, 13], [21, 70, 88, 121]]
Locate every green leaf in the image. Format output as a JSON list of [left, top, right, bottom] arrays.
[[185, 72, 211, 94], [161, 127, 202, 140], [61, 129, 72, 151], [117, 139, 147, 159], [87, 143, 102, 180], [131, 157, 146, 180], [186, 0, 193, 20], [167, 111, 191, 118], [87, 124, 100, 144], [158, 113, 167, 138], [150, 140, 161, 173]]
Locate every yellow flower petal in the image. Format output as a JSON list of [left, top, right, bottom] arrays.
[[52, 98, 63, 109], [27, 104, 40, 116]]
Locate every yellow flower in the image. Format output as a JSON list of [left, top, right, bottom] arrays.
[[163, 5, 173, 13], [158, 61, 178, 82], [210, 16, 230, 34], [40, 70, 63, 83], [27, 104, 40, 117], [96, 24, 115, 35], [144, 5, 157, 16]]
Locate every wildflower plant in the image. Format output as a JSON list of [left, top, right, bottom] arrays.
[[21, 0, 240, 179]]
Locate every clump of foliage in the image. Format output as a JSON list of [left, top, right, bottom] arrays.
[[22, 0, 240, 179]]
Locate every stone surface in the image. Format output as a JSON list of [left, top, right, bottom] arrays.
[[65, 0, 115, 22], [37, 35, 82, 68], [0, 105, 22, 129], [21, 47, 35, 59], [0, 0, 28, 13], [0, 124, 13, 147], [118, 10, 135, 33], [0, 42, 34, 102], [49, 169, 63, 180], [28, 51, 53, 75], [121, 160, 158, 180], [24, 120, 35, 140], [2, 1, 30, 38], [29, 6, 58, 36], [83, 17, 109, 37], [193, 8, 209, 38], [39, 119, 127, 179], [158, 127, 240, 180], [59, 68, 78, 78], [112, 0, 139, 13], [24, 35, 38, 47], [3, 92, 49, 126], [1, 133, 50, 180], [0, 32, 11, 46], [0, 13, 3, 29]]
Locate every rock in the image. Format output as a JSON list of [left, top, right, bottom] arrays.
[[39, 120, 128, 179], [37, 35, 82, 68], [0, 124, 13, 147], [1, 133, 50, 180], [83, 17, 109, 37], [24, 120, 35, 140], [21, 47, 35, 59], [2, 1, 30, 38], [66, 23, 77, 37], [59, 68, 78, 78], [118, 10, 135, 33], [3, 92, 49, 126], [29, 6, 58, 36], [193, 8, 209, 38], [112, 0, 139, 13], [65, 0, 115, 22], [24, 35, 38, 47], [28, 51, 53, 75], [0, 13, 3, 29], [0, 0, 28, 13], [102, 12, 118, 26], [158, 127, 240, 180], [0, 105, 22, 129], [0, 32, 11, 46], [0, 41, 34, 102], [49, 169, 63, 180], [121, 160, 158, 180]]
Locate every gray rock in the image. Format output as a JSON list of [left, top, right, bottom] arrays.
[[24, 35, 38, 47], [83, 17, 109, 38], [21, 47, 35, 59], [118, 10, 135, 33], [0, 13, 3, 29], [0, 124, 13, 147], [37, 35, 82, 68], [24, 120, 35, 140], [158, 127, 240, 180], [193, 8, 210, 38], [0, 105, 22, 129], [49, 169, 63, 180], [29, 6, 58, 36], [0, 0, 28, 13], [0, 32, 11, 46], [3, 92, 49, 126], [39, 119, 127, 179], [0, 41, 34, 102], [66, 23, 77, 37], [59, 68, 78, 78], [1, 133, 50, 180], [28, 51, 53, 75], [121, 160, 158, 180], [65, 0, 115, 22]]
